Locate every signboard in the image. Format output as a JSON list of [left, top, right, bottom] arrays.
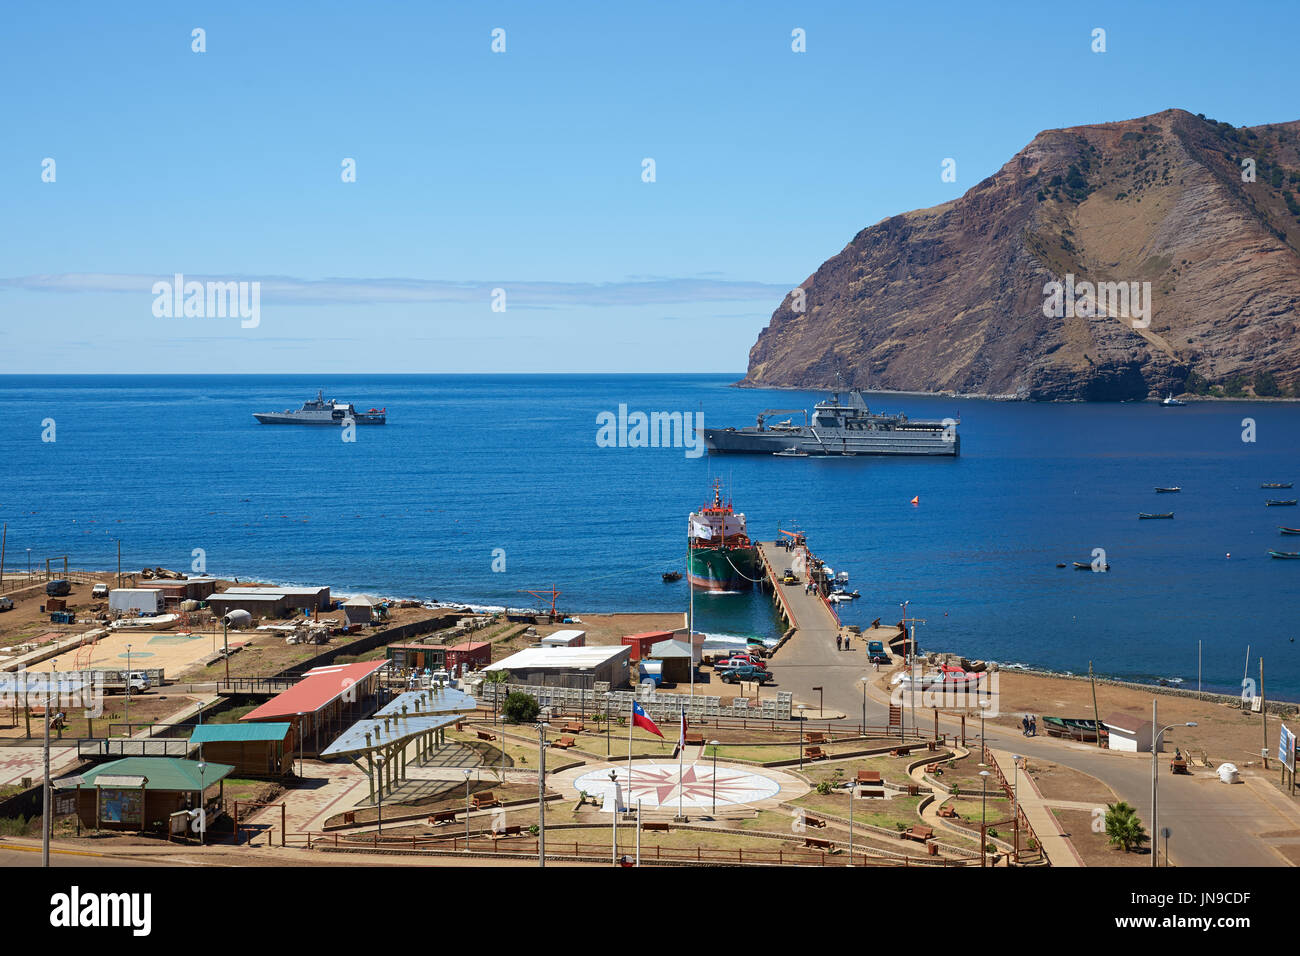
[[1280, 724, 1296, 772], [99, 789, 143, 826]]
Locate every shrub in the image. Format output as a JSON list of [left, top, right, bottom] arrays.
[[1104, 801, 1149, 853], [502, 691, 540, 725]]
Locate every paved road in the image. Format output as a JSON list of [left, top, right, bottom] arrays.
[[769, 596, 1295, 866]]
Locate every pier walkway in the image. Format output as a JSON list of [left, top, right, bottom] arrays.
[[755, 541, 850, 720]]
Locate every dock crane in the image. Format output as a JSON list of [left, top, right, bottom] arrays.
[[755, 408, 808, 429], [518, 586, 562, 622]]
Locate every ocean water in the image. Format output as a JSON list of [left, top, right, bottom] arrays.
[[1, 374, 1297, 697]]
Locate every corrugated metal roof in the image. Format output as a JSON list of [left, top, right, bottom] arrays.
[[483, 645, 630, 672], [190, 721, 292, 744], [319, 713, 461, 758], [63, 758, 234, 791], [241, 660, 388, 720], [374, 688, 477, 717]]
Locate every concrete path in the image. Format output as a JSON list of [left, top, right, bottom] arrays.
[[990, 748, 1083, 867]]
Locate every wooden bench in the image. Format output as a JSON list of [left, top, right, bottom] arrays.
[[471, 791, 500, 810], [924, 762, 943, 775], [491, 824, 521, 838], [902, 825, 934, 843], [552, 735, 577, 749], [560, 721, 585, 734], [805, 746, 827, 761], [804, 836, 836, 852], [806, 732, 829, 744], [890, 746, 913, 757], [937, 805, 960, 819], [476, 730, 496, 742], [856, 770, 882, 786], [684, 732, 706, 746], [926, 740, 938, 752], [427, 809, 458, 826], [642, 821, 673, 832], [803, 815, 827, 829]]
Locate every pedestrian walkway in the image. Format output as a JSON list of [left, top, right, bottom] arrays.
[[989, 748, 1083, 867]]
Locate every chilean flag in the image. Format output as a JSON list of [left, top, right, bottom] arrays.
[[631, 701, 663, 738]]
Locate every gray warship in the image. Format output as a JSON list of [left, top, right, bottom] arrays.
[[704, 388, 958, 456], [254, 390, 386, 425]]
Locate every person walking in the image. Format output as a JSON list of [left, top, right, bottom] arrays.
[[836, 634, 843, 651], [1029, 715, 1037, 736], [1021, 715, 1029, 736]]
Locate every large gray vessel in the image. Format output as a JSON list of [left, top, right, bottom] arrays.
[[704, 388, 958, 456], [254, 390, 386, 426]]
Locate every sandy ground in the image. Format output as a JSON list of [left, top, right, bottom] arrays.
[[989, 669, 1286, 770]]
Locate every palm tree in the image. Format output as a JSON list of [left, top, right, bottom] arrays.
[[1104, 801, 1149, 853]]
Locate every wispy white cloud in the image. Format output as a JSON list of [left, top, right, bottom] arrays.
[[0, 273, 792, 308]]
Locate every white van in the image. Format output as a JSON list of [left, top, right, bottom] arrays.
[[92, 583, 109, 599]]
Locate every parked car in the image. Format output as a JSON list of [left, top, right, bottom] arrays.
[[91, 583, 109, 599], [715, 654, 767, 671], [0, 596, 13, 612], [720, 664, 774, 685], [45, 580, 71, 597], [867, 640, 890, 664], [781, 569, 798, 584]]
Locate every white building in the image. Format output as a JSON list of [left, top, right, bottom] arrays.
[[1103, 711, 1158, 753], [108, 588, 164, 614]]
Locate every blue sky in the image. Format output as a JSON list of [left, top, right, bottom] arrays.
[[2, 1, 1296, 373]]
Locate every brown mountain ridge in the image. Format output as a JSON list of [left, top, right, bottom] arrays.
[[743, 109, 1300, 400]]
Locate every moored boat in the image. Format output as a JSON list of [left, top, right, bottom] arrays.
[[1262, 482, 1294, 489], [1138, 512, 1174, 519], [1154, 487, 1181, 493], [1266, 499, 1298, 507], [1073, 561, 1111, 570], [661, 571, 682, 583], [687, 480, 759, 591], [1269, 550, 1300, 559], [1280, 527, 1300, 535]]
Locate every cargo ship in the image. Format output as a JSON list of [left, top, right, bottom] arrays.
[[687, 481, 760, 591]]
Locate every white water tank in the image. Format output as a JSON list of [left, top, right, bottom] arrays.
[[222, 609, 253, 630]]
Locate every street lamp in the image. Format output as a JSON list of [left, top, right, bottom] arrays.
[[1151, 700, 1196, 868], [537, 721, 549, 868], [798, 704, 807, 770], [609, 769, 619, 864], [709, 740, 720, 817], [375, 752, 386, 836], [859, 676, 869, 735], [124, 644, 133, 729], [1012, 753, 1022, 863], [979, 769, 991, 867], [463, 768, 473, 849], [605, 692, 612, 757], [197, 760, 207, 845]]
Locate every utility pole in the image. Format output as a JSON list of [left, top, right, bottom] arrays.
[[116, 538, 121, 589], [537, 722, 547, 868], [1261, 658, 1268, 770], [42, 676, 52, 868], [1089, 662, 1103, 748]]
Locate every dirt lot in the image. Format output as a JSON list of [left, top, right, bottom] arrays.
[[0, 691, 198, 739], [1053, 807, 1151, 866], [1024, 757, 1117, 804], [989, 670, 1286, 769]]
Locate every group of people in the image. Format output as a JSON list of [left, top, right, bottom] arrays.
[[834, 633, 852, 651], [1021, 714, 1038, 736]]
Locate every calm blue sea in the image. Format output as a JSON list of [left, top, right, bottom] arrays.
[[1, 374, 1297, 697]]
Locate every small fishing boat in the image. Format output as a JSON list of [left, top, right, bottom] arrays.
[[1055, 563, 1067, 568], [1073, 561, 1111, 570], [661, 571, 682, 583], [1266, 499, 1298, 507], [1269, 550, 1300, 559], [1138, 512, 1174, 519], [1154, 487, 1181, 493], [773, 447, 809, 458], [1261, 482, 1294, 489], [1280, 527, 1300, 535], [1161, 395, 1186, 406]]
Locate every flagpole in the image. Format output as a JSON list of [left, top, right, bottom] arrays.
[[688, 517, 694, 698], [678, 706, 685, 820]]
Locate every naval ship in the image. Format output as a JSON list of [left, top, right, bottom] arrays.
[[688, 481, 760, 591], [704, 388, 958, 456], [253, 390, 386, 425]]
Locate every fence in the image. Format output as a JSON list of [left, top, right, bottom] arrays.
[[475, 680, 793, 722], [214, 677, 298, 695], [283, 831, 952, 866], [982, 745, 1049, 865], [79, 738, 192, 758]]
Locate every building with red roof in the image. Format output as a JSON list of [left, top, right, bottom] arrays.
[[242, 660, 388, 755]]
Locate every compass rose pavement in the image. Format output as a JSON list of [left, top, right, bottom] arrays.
[[560, 759, 806, 811]]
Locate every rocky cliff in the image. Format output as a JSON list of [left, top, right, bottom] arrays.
[[743, 109, 1300, 400]]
